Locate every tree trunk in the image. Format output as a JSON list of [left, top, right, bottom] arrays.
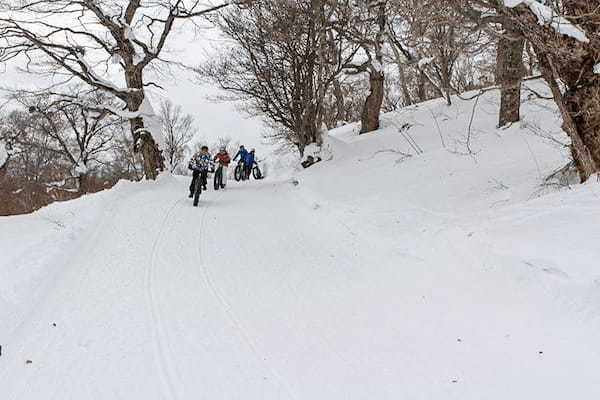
[[300, 102, 322, 147], [504, 2, 600, 182], [416, 70, 428, 102], [496, 23, 525, 127], [539, 56, 600, 182], [333, 78, 346, 125], [397, 65, 413, 106], [440, 66, 453, 106], [78, 172, 90, 194], [125, 70, 164, 180], [130, 116, 164, 180], [360, 69, 385, 134]]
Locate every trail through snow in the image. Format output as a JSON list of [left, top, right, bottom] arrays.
[[2, 174, 600, 399]]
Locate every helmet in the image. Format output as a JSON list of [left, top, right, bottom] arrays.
[[220, 146, 226, 152], [240, 145, 245, 149]]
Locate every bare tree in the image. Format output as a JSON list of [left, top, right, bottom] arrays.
[[0, 0, 248, 179], [158, 100, 194, 172], [0, 109, 75, 214], [388, 0, 491, 106], [16, 88, 123, 192], [200, 0, 356, 155]]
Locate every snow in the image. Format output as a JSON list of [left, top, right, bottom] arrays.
[[75, 55, 132, 94], [138, 96, 167, 155], [594, 63, 600, 75], [418, 56, 434, 68], [2, 80, 600, 398], [0, 141, 8, 168], [74, 164, 88, 176], [504, 0, 589, 43]]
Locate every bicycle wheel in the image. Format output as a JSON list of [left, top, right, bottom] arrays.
[[252, 166, 263, 180], [214, 167, 221, 191], [234, 164, 242, 181], [193, 175, 202, 207]]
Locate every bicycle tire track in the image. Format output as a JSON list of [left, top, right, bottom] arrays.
[[195, 190, 298, 400], [146, 198, 186, 400]]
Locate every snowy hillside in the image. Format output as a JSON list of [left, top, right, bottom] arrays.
[[1, 81, 600, 399]]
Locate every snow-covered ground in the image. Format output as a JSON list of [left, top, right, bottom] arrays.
[[1, 81, 600, 399]]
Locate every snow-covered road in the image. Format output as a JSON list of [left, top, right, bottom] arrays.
[[2, 174, 600, 400]]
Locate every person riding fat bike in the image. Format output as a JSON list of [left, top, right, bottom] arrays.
[[233, 145, 249, 165], [213, 147, 231, 189], [188, 146, 212, 197]]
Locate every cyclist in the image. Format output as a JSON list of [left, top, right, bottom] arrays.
[[244, 148, 256, 179], [233, 145, 249, 164], [188, 146, 212, 197], [213, 146, 231, 189]]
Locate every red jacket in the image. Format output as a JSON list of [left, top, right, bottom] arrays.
[[214, 152, 231, 166]]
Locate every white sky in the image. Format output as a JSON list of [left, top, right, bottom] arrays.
[[151, 24, 268, 152]]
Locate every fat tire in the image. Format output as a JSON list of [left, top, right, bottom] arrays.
[[193, 176, 202, 207], [252, 166, 263, 180], [214, 167, 222, 190]]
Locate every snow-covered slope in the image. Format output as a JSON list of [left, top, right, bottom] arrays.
[[1, 81, 599, 399]]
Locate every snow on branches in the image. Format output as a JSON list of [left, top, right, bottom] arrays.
[[504, 0, 589, 42]]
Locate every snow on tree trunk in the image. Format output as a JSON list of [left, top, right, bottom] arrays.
[[128, 95, 165, 179], [496, 22, 525, 127]]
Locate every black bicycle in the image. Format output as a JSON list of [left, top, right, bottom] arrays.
[[234, 160, 248, 182], [191, 162, 214, 206], [192, 170, 203, 207]]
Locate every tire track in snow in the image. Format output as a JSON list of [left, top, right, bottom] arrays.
[[195, 189, 298, 400], [146, 198, 186, 400], [238, 188, 367, 381]]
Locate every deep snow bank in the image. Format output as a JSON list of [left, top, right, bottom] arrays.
[[278, 80, 600, 397], [293, 80, 600, 284]]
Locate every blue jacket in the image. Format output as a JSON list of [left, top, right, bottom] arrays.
[[234, 148, 249, 162], [244, 152, 255, 166]]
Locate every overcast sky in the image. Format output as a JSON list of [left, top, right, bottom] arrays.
[[152, 24, 268, 152]]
